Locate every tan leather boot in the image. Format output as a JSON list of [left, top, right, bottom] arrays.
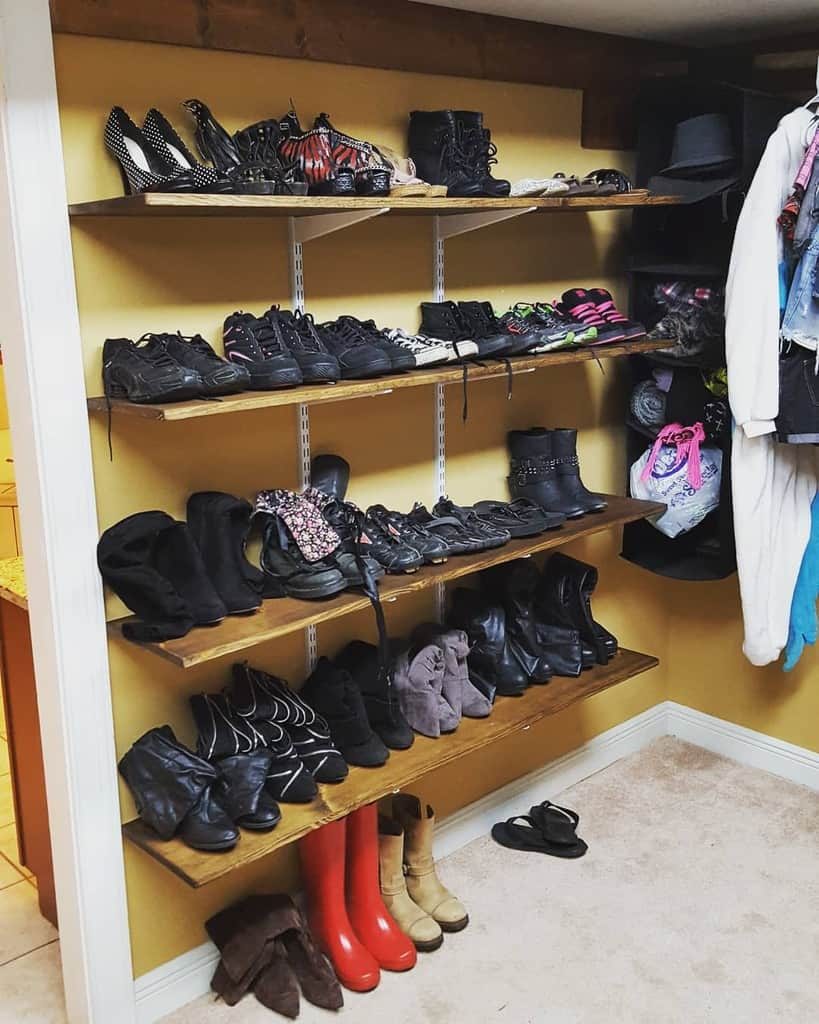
[[378, 817, 443, 952], [392, 794, 469, 932]]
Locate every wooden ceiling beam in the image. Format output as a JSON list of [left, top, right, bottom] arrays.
[[49, 0, 686, 92]]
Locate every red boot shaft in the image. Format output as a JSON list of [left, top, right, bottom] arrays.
[[346, 803, 417, 972], [299, 817, 380, 992]]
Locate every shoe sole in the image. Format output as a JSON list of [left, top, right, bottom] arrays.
[[284, 579, 349, 600], [439, 916, 469, 934], [414, 934, 445, 952], [245, 371, 304, 389]]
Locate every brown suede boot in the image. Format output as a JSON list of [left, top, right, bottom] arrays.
[[253, 940, 300, 1019], [392, 795, 469, 932], [378, 816, 443, 952]]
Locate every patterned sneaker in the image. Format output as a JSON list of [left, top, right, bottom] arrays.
[[385, 327, 456, 366], [557, 289, 627, 344], [511, 303, 576, 351], [535, 302, 598, 345], [586, 288, 646, 340]]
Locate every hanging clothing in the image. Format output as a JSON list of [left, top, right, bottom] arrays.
[[784, 493, 819, 671], [726, 106, 819, 666]]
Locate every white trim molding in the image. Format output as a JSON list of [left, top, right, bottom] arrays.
[[0, 2, 135, 1021], [665, 702, 819, 791]]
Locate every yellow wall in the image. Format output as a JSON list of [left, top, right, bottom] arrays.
[[55, 33, 669, 977]]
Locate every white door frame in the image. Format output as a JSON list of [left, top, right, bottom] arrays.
[[0, 2, 135, 1021]]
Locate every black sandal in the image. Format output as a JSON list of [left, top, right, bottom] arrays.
[[528, 801, 580, 845], [490, 814, 588, 858]]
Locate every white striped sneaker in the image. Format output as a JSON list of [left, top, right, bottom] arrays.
[[386, 327, 477, 364]]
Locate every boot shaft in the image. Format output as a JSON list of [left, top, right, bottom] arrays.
[[377, 817, 408, 895]]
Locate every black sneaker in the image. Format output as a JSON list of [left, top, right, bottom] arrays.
[[362, 506, 424, 573], [458, 301, 525, 356], [223, 311, 303, 389], [157, 332, 250, 396], [319, 498, 387, 587], [406, 502, 486, 555], [473, 498, 565, 534], [314, 318, 392, 379], [102, 336, 201, 403], [433, 497, 511, 549], [334, 316, 416, 373], [265, 306, 341, 383], [367, 504, 450, 564]]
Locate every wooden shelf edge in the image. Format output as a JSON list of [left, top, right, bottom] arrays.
[[88, 338, 670, 421], [71, 193, 683, 218], [121, 647, 659, 887], [108, 495, 665, 668]]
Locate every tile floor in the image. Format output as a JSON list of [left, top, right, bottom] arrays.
[[0, 680, 65, 1023]]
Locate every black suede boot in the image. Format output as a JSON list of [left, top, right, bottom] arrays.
[[481, 560, 553, 683], [153, 520, 228, 626], [447, 587, 528, 698], [507, 429, 585, 518], [551, 428, 608, 514], [97, 511, 197, 642], [408, 110, 485, 197], [333, 639, 415, 750], [118, 725, 238, 850], [454, 111, 511, 197], [539, 553, 618, 665], [186, 492, 265, 614], [301, 657, 389, 767]]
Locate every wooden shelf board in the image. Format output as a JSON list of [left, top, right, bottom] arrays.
[[88, 337, 669, 421], [109, 495, 664, 668], [70, 192, 682, 218], [122, 646, 659, 887]]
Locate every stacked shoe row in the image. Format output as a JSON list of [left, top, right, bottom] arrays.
[[105, 100, 640, 204], [97, 436, 606, 644], [100, 290, 645, 407]]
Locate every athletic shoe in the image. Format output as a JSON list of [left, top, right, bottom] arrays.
[[535, 302, 598, 345], [334, 316, 416, 372], [385, 328, 454, 366], [265, 306, 341, 382], [223, 311, 303, 389], [459, 300, 528, 355], [510, 303, 576, 352], [420, 301, 504, 359], [314, 318, 393, 379], [586, 288, 646, 340], [557, 289, 627, 344], [366, 504, 450, 563], [102, 336, 201, 404], [156, 332, 250, 395]]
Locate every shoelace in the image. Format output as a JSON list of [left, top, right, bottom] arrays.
[[322, 319, 369, 349], [269, 309, 315, 352], [641, 422, 706, 489], [558, 300, 608, 327], [435, 125, 474, 183], [248, 318, 289, 357], [175, 332, 223, 363], [589, 297, 629, 324], [293, 310, 329, 352], [464, 126, 499, 176]]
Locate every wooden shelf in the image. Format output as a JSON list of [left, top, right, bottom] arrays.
[[88, 337, 669, 422], [70, 192, 682, 218], [122, 646, 659, 887], [109, 495, 664, 668]]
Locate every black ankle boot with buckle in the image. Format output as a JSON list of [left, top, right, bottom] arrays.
[[508, 429, 605, 519]]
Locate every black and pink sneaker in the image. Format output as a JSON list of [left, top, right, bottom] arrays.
[[557, 288, 628, 345], [587, 288, 646, 340]]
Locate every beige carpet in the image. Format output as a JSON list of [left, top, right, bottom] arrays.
[[164, 738, 819, 1024]]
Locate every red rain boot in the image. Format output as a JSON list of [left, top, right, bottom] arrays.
[[346, 803, 417, 972], [299, 818, 381, 992]]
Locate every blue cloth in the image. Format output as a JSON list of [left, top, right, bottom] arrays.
[[784, 493, 819, 670], [781, 222, 819, 348]]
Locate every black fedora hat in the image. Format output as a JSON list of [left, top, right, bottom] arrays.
[[648, 112, 739, 204], [660, 113, 737, 177]]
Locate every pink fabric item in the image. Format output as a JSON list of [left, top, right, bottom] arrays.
[[795, 128, 819, 192], [640, 422, 707, 490]]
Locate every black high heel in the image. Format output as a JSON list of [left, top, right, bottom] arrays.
[[104, 107, 213, 196], [142, 108, 233, 193]]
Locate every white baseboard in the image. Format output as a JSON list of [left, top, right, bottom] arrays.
[[665, 701, 819, 791], [134, 700, 819, 1022]]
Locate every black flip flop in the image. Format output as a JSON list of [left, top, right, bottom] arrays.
[[528, 801, 580, 846], [490, 815, 588, 858]]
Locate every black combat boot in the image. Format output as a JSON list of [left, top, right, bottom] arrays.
[[407, 110, 485, 197], [454, 111, 510, 197]]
